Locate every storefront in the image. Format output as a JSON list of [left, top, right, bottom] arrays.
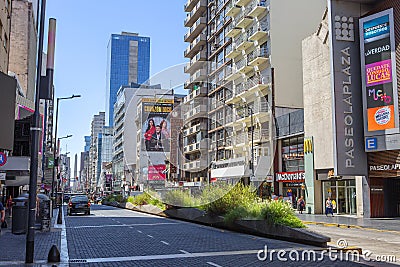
[[368, 150, 400, 217], [276, 171, 305, 208], [322, 179, 357, 215]]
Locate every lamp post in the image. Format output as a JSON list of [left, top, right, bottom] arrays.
[[51, 95, 80, 208], [52, 134, 71, 208]]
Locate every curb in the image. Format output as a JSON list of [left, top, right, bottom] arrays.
[[303, 221, 400, 234]]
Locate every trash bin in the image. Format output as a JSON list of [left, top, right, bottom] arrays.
[[12, 197, 28, 234]]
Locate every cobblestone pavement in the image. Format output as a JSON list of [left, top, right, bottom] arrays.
[[1, 204, 397, 266], [63, 205, 383, 266]]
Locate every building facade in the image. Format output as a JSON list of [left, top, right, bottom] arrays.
[[9, 0, 37, 101], [88, 112, 105, 193], [106, 32, 150, 126], [183, 0, 326, 186], [0, 0, 11, 73], [302, 0, 400, 218]]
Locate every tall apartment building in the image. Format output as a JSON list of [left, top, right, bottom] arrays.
[[80, 136, 91, 192], [88, 112, 105, 193], [9, 0, 37, 101], [183, 0, 326, 184], [0, 0, 11, 73], [106, 32, 150, 126]]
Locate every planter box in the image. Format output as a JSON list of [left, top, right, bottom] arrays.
[[234, 219, 330, 247]]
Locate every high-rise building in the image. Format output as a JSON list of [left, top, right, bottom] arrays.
[[84, 136, 91, 152], [183, 0, 326, 186], [9, 0, 37, 101], [0, 0, 11, 73], [88, 112, 105, 193], [106, 32, 150, 126]]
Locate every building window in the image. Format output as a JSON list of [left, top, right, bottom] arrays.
[[281, 136, 304, 172]]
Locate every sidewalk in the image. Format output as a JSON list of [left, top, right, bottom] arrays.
[[0, 208, 62, 266], [297, 213, 400, 232]]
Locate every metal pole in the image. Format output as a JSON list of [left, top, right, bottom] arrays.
[[51, 98, 59, 209], [26, 0, 46, 263], [250, 106, 254, 183]]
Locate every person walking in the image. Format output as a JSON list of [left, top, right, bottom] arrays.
[[325, 197, 334, 216], [297, 196, 305, 214], [6, 195, 12, 217], [0, 201, 5, 233]]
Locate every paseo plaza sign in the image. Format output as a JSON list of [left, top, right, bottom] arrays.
[[369, 164, 400, 171]]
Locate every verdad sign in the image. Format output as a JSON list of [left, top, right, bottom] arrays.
[[276, 171, 305, 183]]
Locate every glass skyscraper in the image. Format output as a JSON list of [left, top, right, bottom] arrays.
[[106, 32, 150, 126]]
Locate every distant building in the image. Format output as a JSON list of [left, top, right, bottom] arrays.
[[106, 32, 150, 126], [88, 112, 105, 193]]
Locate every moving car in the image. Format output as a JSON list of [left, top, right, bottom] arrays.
[[67, 195, 90, 215]]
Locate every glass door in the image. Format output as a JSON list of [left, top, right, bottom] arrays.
[[347, 187, 357, 215]]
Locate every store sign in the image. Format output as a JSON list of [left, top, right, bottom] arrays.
[[328, 0, 367, 176], [360, 9, 399, 134], [276, 171, 305, 183], [304, 138, 313, 154], [148, 165, 166, 181], [369, 164, 400, 171]]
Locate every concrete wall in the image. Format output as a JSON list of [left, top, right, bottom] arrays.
[[270, 0, 326, 108], [302, 11, 334, 170]]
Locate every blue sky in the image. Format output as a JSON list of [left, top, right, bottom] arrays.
[[45, 0, 188, 173]]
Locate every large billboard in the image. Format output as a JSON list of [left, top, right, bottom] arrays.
[[360, 8, 400, 151], [328, 0, 367, 176], [141, 98, 173, 152]]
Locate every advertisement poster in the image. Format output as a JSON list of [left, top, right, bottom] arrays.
[[360, 9, 398, 133], [148, 165, 166, 181], [141, 98, 173, 152]]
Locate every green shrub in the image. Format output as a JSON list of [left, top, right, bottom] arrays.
[[126, 192, 166, 210], [201, 183, 257, 215], [164, 189, 199, 208], [262, 201, 305, 228]]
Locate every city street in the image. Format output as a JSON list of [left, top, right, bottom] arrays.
[[61, 205, 375, 266]]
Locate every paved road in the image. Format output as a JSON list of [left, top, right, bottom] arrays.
[[62, 205, 380, 266]]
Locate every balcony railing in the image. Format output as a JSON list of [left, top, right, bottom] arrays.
[[184, 17, 207, 42], [184, 0, 207, 27]]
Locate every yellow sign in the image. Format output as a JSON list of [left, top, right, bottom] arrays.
[[304, 138, 313, 154], [327, 169, 335, 178]]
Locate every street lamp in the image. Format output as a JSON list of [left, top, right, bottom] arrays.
[[52, 134, 72, 206], [51, 95, 80, 204]]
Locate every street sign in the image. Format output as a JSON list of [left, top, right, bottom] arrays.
[[0, 152, 7, 166]]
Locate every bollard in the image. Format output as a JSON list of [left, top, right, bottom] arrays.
[[57, 204, 62, 224], [48, 244, 60, 263]]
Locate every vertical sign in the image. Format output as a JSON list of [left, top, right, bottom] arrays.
[[328, 0, 367, 176], [360, 8, 400, 151]]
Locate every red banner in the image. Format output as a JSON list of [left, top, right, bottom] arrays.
[[148, 165, 166, 181]]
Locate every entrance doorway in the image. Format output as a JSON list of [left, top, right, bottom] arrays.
[[370, 177, 400, 217], [322, 179, 356, 215]]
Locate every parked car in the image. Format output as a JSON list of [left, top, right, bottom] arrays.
[[67, 195, 90, 215]]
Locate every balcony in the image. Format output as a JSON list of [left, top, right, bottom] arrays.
[[185, 69, 207, 88], [248, 47, 270, 67], [226, 23, 242, 38], [184, 141, 207, 154], [226, 0, 241, 17], [248, 0, 269, 18], [249, 21, 269, 41], [234, 132, 248, 146], [236, 0, 252, 6], [225, 68, 242, 81], [252, 128, 269, 142], [184, 17, 207, 43], [235, 33, 253, 51], [184, 0, 207, 27], [184, 50, 207, 74], [183, 159, 208, 171], [226, 43, 241, 59], [184, 86, 207, 103], [184, 0, 199, 12], [184, 122, 205, 136], [236, 13, 253, 29], [184, 104, 207, 120], [245, 74, 271, 96], [235, 57, 253, 74], [184, 34, 207, 58]]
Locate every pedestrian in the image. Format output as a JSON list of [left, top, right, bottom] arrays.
[[297, 196, 305, 214], [278, 195, 284, 202], [325, 197, 334, 216], [0, 200, 5, 232], [6, 195, 12, 217]]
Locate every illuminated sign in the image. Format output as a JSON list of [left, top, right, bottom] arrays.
[[360, 9, 399, 135], [276, 171, 305, 183]]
